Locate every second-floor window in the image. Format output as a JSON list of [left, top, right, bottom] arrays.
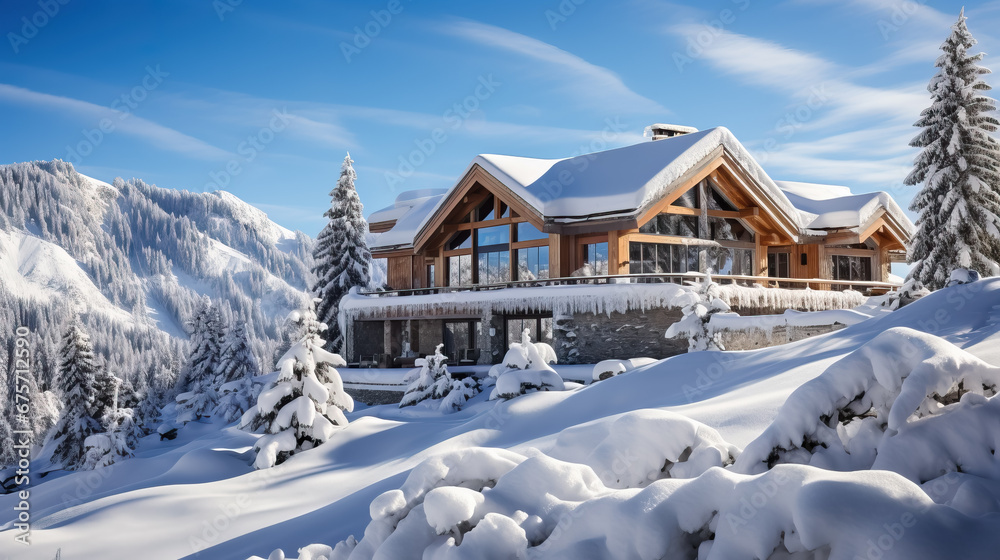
[[583, 242, 609, 275]]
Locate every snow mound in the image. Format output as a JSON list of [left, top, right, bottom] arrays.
[[300, 451, 1000, 560], [489, 330, 565, 400], [545, 410, 740, 488], [592, 357, 657, 381], [734, 327, 1000, 474]]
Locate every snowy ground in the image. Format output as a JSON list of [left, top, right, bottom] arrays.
[[3, 280, 1000, 559]]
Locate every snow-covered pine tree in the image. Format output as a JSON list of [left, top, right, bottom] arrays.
[[905, 9, 1000, 289], [312, 153, 373, 354], [0, 351, 15, 467], [398, 344, 475, 412], [664, 275, 730, 352], [213, 323, 261, 423], [175, 297, 224, 423], [243, 303, 354, 469], [48, 321, 102, 470]]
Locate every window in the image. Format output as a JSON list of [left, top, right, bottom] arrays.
[[768, 252, 790, 278], [447, 230, 471, 251], [476, 225, 509, 247], [831, 255, 872, 282], [477, 195, 496, 221], [506, 316, 553, 348], [448, 254, 472, 286], [583, 242, 609, 275], [639, 214, 699, 237], [444, 320, 481, 358], [516, 221, 547, 242], [629, 242, 753, 276], [500, 202, 510, 218], [477, 250, 510, 284], [517, 246, 549, 280], [427, 264, 435, 288], [711, 247, 754, 275]]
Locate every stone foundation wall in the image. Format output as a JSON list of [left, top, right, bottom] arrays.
[[557, 308, 689, 363], [719, 324, 846, 351]]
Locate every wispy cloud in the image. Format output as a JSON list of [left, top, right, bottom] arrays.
[[0, 83, 232, 160], [438, 19, 667, 115]]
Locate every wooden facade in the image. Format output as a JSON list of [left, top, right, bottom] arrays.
[[370, 150, 909, 292]]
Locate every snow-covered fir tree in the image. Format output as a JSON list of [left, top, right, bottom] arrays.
[[664, 275, 730, 352], [83, 374, 137, 469], [0, 350, 15, 467], [175, 297, 224, 423], [312, 153, 373, 354], [241, 303, 354, 469], [213, 323, 261, 423], [905, 9, 1000, 289], [489, 330, 565, 400], [399, 344, 477, 412], [48, 321, 102, 470]]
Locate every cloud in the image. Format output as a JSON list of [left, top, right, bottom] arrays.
[[0, 83, 232, 160], [438, 19, 667, 115]]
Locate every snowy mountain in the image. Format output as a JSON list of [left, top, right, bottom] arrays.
[[0, 159, 313, 391]]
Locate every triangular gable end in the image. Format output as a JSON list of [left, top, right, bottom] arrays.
[[413, 164, 546, 253]]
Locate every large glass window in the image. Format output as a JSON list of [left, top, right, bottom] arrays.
[[476, 225, 510, 247], [477, 250, 510, 284], [444, 320, 481, 358], [629, 242, 753, 276], [768, 253, 790, 278], [506, 316, 553, 348], [447, 230, 471, 251], [517, 246, 549, 280], [583, 242, 609, 275], [516, 221, 548, 242], [639, 214, 699, 237], [448, 254, 472, 286], [831, 255, 872, 282], [477, 195, 495, 221], [427, 264, 436, 287]]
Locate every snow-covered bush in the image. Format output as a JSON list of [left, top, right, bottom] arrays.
[[489, 330, 564, 400], [240, 305, 354, 469], [664, 275, 731, 351], [733, 327, 1000, 474], [399, 344, 478, 413], [946, 267, 981, 287], [592, 357, 657, 382]]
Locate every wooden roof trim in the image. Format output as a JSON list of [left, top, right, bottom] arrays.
[[369, 220, 396, 233]]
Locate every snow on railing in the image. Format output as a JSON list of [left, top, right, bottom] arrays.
[[343, 273, 887, 322]]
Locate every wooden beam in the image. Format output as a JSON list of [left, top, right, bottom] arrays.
[[607, 229, 620, 275], [661, 205, 761, 220]]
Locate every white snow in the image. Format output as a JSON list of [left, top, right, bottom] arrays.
[[776, 180, 914, 236], [8, 280, 1000, 559]]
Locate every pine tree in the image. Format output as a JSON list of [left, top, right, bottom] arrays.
[[242, 303, 354, 469], [213, 323, 261, 423], [48, 321, 102, 470], [664, 275, 730, 352], [175, 297, 224, 423], [312, 153, 373, 354], [905, 9, 1000, 289], [0, 350, 16, 468], [399, 344, 454, 409]]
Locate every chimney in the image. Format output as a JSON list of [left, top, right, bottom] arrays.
[[644, 123, 698, 141]]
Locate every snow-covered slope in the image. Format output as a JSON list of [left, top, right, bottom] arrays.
[[6, 279, 1000, 559], [0, 159, 314, 384]]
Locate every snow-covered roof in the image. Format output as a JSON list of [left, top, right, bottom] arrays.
[[369, 128, 913, 251], [471, 127, 800, 223], [369, 190, 447, 250], [776, 181, 914, 236]]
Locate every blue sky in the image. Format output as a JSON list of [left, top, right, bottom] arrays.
[[1, 0, 995, 238]]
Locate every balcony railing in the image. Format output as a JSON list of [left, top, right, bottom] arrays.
[[360, 272, 902, 298]]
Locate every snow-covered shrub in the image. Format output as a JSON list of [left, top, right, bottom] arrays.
[[946, 267, 981, 287], [489, 330, 564, 400], [399, 344, 478, 413], [734, 327, 1000, 474], [240, 305, 354, 469], [545, 410, 740, 488], [592, 357, 657, 382], [284, 450, 999, 560], [664, 275, 731, 351]]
